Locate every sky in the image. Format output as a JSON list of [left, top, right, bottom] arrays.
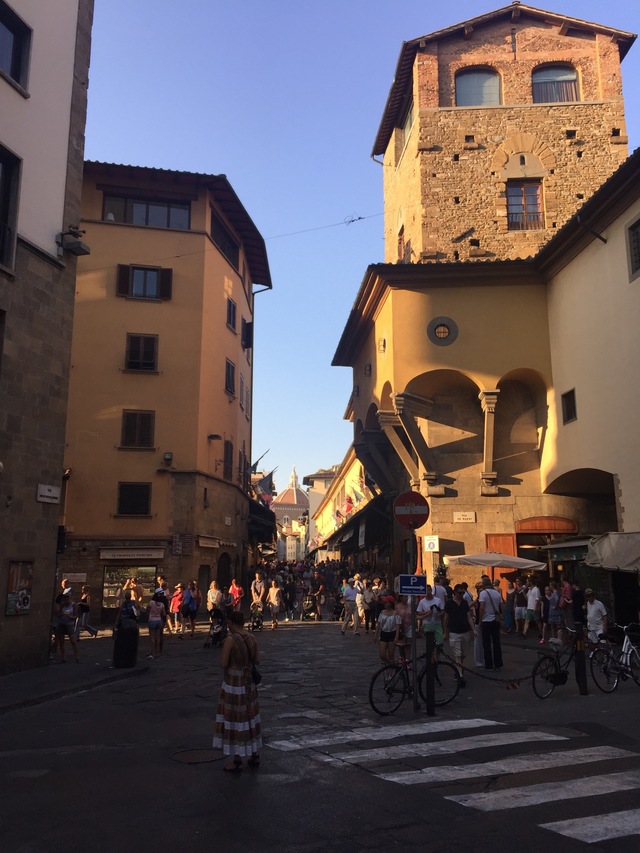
[[84, 0, 640, 495]]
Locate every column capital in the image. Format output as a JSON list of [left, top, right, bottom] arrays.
[[479, 389, 500, 414]]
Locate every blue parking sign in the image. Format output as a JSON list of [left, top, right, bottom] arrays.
[[398, 574, 427, 596]]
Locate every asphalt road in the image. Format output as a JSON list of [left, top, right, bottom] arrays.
[[1, 620, 639, 852]]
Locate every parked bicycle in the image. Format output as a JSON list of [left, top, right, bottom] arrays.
[[368, 645, 459, 715], [531, 627, 608, 699], [590, 623, 640, 693]]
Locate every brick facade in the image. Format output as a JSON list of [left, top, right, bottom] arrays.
[[383, 16, 630, 262]]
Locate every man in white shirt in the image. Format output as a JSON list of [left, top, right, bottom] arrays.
[[479, 577, 504, 670], [416, 586, 444, 645], [585, 589, 608, 643], [522, 578, 542, 639]]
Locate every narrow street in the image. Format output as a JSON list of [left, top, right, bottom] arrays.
[[1, 618, 639, 852]]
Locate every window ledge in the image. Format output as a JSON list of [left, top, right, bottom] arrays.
[[117, 446, 157, 452], [122, 369, 160, 375], [113, 514, 153, 519], [0, 68, 29, 98]]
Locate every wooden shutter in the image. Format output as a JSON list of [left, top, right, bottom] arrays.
[[117, 264, 131, 296], [159, 268, 172, 300]]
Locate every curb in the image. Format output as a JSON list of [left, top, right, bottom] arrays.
[[0, 664, 150, 716]]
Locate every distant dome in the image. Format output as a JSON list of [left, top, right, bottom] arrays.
[[272, 466, 309, 509]]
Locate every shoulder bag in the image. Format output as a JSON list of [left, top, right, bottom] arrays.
[[243, 635, 262, 685]]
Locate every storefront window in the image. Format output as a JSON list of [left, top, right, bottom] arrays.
[[102, 566, 156, 610]]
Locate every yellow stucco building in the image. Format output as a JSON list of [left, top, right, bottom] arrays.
[[60, 162, 273, 622]]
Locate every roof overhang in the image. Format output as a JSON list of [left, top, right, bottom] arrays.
[[84, 161, 272, 289]]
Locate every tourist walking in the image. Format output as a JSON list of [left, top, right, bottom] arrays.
[[478, 577, 503, 670], [341, 577, 360, 635], [213, 611, 262, 772], [266, 580, 282, 629], [75, 585, 98, 639]]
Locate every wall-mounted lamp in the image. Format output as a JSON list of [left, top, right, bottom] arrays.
[[364, 363, 372, 376], [377, 338, 386, 353], [56, 225, 90, 258], [163, 452, 173, 465], [63, 468, 72, 480], [207, 434, 222, 441]]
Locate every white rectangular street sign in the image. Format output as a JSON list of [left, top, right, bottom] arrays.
[[398, 574, 427, 596]]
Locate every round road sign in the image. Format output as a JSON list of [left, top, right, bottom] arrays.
[[393, 491, 430, 529]]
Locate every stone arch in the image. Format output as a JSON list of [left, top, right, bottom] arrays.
[[495, 369, 549, 479], [364, 403, 380, 431], [491, 132, 556, 175], [404, 369, 484, 475], [380, 381, 394, 411]]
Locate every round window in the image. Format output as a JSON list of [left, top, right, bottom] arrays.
[[427, 316, 458, 346]]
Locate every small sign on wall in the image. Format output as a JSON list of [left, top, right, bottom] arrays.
[[37, 484, 61, 504], [423, 535, 440, 552], [453, 511, 476, 523]]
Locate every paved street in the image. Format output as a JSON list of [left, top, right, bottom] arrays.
[[1, 618, 639, 852]]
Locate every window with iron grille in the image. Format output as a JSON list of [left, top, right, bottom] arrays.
[[225, 358, 235, 395], [629, 219, 640, 278], [125, 334, 158, 371], [103, 195, 190, 230], [532, 65, 579, 103], [223, 439, 233, 480], [0, 2, 31, 90], [507, 181, 544, 231], [121, 411, 155, 448], [117, 483, 151, 516], [117, 265, 172, 300]]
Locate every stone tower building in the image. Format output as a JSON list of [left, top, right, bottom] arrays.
[[373, 3, 635, 263]]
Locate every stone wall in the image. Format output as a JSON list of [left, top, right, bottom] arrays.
[[383, 18, 629, 262]]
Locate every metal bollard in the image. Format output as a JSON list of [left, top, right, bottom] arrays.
[[574, 620, 589, 695], [424, 631, 436, 716]]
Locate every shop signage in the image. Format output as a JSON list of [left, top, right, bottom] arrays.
[[99, 548, 165, 560]]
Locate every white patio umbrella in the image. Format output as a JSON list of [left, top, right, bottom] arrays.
[[444, 552, 547, 571]]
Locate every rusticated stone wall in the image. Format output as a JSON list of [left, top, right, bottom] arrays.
[[383, 18, 630, 263]]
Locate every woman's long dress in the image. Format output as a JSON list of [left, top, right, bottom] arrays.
[[213, 633, 262, 757]]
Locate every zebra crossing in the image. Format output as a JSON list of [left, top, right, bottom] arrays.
[[267, 716, 640, 843]]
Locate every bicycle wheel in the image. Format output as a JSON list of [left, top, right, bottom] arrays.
[[532, 654, 559, 699], [369, 664, 407, 715], [628, 647, 640, 686], [418, 660, 460, 706], [590, 648, 619, 693]]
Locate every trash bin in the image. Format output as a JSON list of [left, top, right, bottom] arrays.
[[112, 618, 139, 668]]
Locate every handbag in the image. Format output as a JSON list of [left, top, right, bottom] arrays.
[[243, 636, 262, 684]]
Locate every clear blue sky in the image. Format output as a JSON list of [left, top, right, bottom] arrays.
[[84, 1, 640, 494]]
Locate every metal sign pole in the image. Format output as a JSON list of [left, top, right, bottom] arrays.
[[410, 594, 418, 712]]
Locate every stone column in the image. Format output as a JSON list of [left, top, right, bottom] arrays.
[[479, 390, 500, 496]]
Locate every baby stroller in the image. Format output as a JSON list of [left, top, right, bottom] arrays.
[[330, 594, 344, 622], [301, 594, 317, 621], [204, 607, 227, 648], [247, 601, 264, 632]]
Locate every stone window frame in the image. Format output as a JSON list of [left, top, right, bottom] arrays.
[[626, 215, 640, 283], [454, 66, 502, 107], [531, 63, 580, 104], [120, 410, 155, 449], [506, 180, 545, 231]]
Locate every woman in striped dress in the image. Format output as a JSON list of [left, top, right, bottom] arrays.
[[213, 611, 262, 772]]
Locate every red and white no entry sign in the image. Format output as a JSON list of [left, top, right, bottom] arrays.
[[393, 491, 430, 529]]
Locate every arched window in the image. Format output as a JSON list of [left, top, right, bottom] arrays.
[[455, 68, 501, 107], [532, 65, 578, 103]]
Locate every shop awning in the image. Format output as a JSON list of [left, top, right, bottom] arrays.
[[585, 532, 640, 573]]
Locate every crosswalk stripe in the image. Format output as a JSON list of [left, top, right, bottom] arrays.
[[446, 770, 640, 811], [540, 808, 640, 842], [267, 717, 502, 752], [333, 730, 566, 764], [379, 746, 635, 785]]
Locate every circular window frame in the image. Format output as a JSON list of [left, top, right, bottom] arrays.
[[427, 316, 459, 346]]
